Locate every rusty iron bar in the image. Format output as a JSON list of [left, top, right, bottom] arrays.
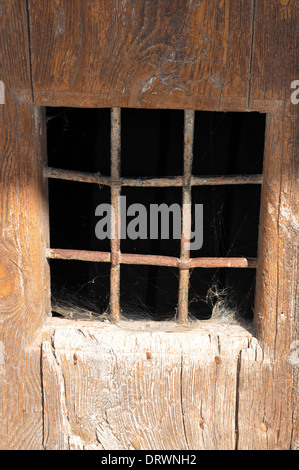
[[178, 110, 195, 324], [46, 248, 111, 263], [44, 167, 111, 185], [110, 108, 121, 322], [46, 248, 257, 269], [44, 166, 263, 187], [191, 174, 263, 185]]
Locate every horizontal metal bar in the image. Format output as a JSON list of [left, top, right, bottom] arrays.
[[44, 167, 263, 187], [191, 174, 263, 185], [44, 166, 111, 185], [46, 248, 257, 268], [46, 248, 111, 263], [122, 177, 181, 187]]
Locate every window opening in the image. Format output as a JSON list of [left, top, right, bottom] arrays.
[[45, 108, 265, 324]]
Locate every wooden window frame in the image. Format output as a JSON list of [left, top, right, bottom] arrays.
[[33, 100, 295, 357], [0, 99, 292, 352]]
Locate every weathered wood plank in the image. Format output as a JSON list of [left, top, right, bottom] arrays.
[[0, 0, 50, 448], [0, 102, 50, 341], [255, 108, 298, 366], [249, 0, 298, 450], [249, 0, 297, 105], [41, 319, 299, 450], [42, 341, 84, 450], [237, 347, 297, 450], [253, 107, 298, 450], [254, 111, 298, 354], [41, 321, 254, 450], [181, 334, 254, 449], [0, 0, 32, 101], [0, 99, 50, 449], [0, 347, 44, 449], [28, 0, 254, 110]]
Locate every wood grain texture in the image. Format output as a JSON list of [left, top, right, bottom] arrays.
[[249, 0, 298, 450], [254, 108, 298, 449], [0, 0, 50, 448], [255, 111, 298, 355], [41, 320, 255, 450], [41, 319, 298, 450], [0, 99, 50, 449], [237, 347, 297, 450], [249, 0, 297, 105], [42, 341, 84, 450], [0, 347, 44, 449], [0, 101, 50, 346], [0, 0, 297, 451], [0, 0, 32, 101], [28, 0, 255, 110]]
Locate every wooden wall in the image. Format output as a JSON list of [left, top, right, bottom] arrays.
[[0, 0, 298, 449]]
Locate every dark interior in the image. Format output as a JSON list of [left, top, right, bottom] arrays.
[[46, 108, 265, 321]]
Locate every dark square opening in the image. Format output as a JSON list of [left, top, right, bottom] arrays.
[[46, 107, 265, 323]]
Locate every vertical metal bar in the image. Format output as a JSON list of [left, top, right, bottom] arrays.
[[178, 110, 195, 324], [110, 108, 121, 321]]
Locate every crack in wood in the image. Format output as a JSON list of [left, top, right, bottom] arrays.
[[247, 0, 256, 108], [180, 351, 189, 450], [40, 324, 262, 450]]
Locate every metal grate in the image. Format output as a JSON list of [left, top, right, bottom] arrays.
[[45, 108, 261, 324]]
